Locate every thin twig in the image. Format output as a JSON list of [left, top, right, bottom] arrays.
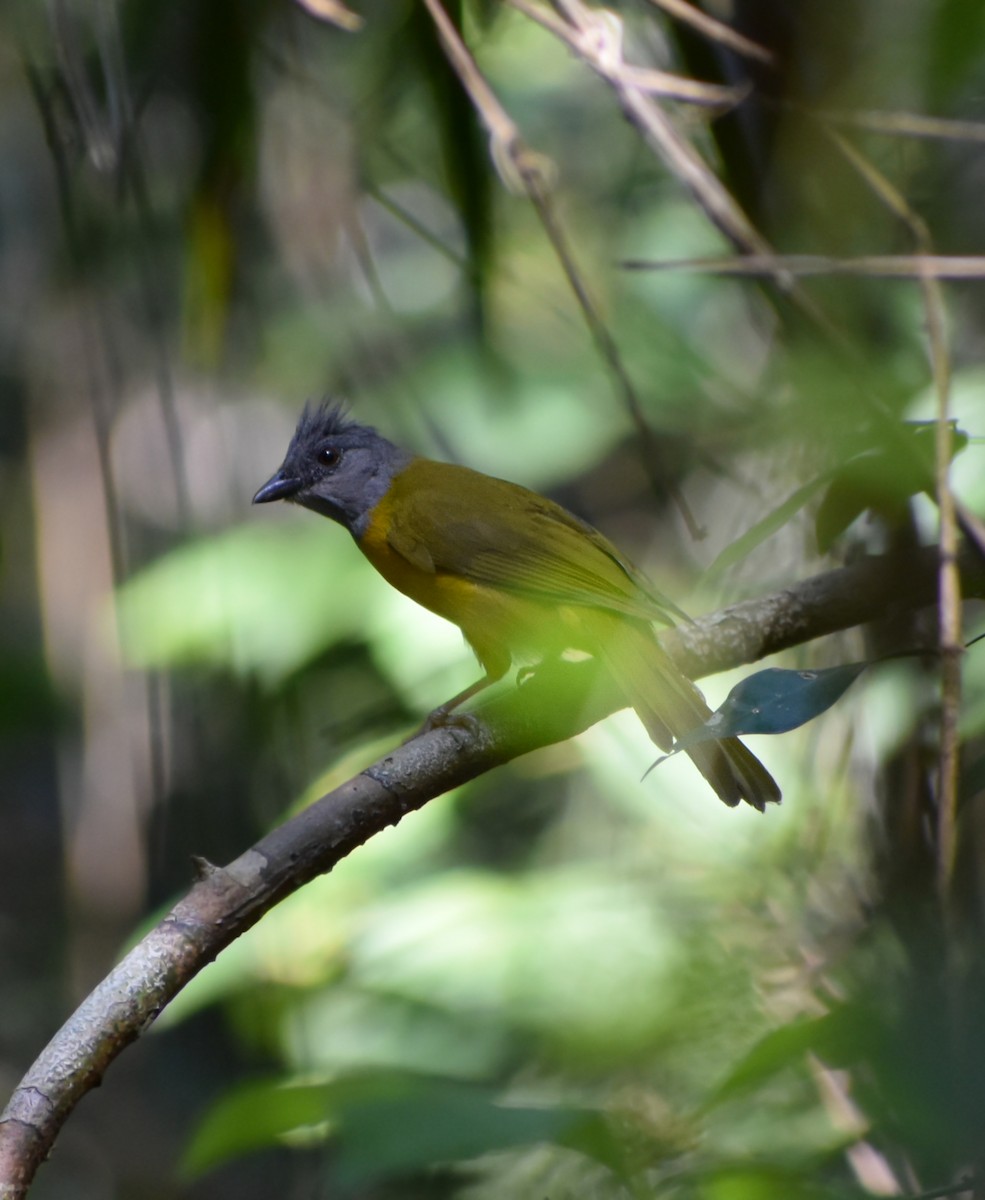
[[512, 0, 779, 265], [508, 0, 753, 104], [22, 61, 130, 588], [519, 158, 706, 538], [926, 269, 962, 901], [822, 127, 962, 900], [28, 10, 186, 828], [902, 1176, 975, 1200], [293, 0, 363, 30], [420, 0, 704, 536], [419, 0, 521, 159], [621, 253, 985, 279], [807, 1055, 902, 1194], [816, 105, 985, 145], [512, 0, 855, 349], [644, 0, 774, 66], [341, 208, 461, 462]]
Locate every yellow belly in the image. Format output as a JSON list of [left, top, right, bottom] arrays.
[[358, 507, 476, 624], [357, 501, 591, 676]]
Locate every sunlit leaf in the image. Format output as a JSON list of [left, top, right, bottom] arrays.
[[280, 986, 511, 1080], [346, 869, 681, 1057], [115, 523, 374, 683], [694, 1161, 838, 1200]]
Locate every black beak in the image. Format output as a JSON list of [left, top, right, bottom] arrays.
[[253, 471, 302, 504]]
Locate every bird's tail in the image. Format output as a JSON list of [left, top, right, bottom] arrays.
[[595, 618, 780, 812]]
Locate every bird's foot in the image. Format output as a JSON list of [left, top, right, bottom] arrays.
[[410, 705, 482, 740]]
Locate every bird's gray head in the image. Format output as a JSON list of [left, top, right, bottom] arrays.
[[253, 402, 413, 537]]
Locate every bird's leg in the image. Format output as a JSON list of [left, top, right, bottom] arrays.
[[419, 672, 500, 734], [415, 643, 512, 737]]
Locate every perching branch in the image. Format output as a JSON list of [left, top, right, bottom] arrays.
[[2, 543, 984, 1199]]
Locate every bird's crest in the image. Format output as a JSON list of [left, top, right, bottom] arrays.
[[293, 399, 359, 445]]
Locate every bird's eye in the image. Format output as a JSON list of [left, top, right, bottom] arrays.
[[317, 445, 342, 468]]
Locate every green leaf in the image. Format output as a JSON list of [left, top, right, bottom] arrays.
[[704, 474, 834, 583], [695, 1161, 837, 1200], [706, 422, 968, 576], [184, 1071, 596, 1184], [332, 1074, 589, 1186], [0, 653, 64, 732], [704, 1010, 868, 1111], [815, 420, 967, 552], [182, 1079, 335, 1176], [184, 1070, 599, 1180], [116, 523, 373, 683]]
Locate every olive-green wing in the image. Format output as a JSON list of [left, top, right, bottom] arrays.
[[385, 461, 688, 626]]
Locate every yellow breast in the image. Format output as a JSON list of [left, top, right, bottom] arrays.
[[354, 459, 607, 674], [357, 485, 473, 622]]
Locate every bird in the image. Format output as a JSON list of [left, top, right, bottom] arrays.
[[253, 402, 780, 811]]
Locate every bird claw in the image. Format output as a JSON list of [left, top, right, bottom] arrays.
[[415, 707, 482, 738]]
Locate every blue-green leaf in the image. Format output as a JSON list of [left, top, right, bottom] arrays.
[[648, 662, 868, 773], [701, 663, 868, 738]]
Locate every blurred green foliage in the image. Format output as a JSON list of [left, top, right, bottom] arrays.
[[4, 0, 985, 1198]]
